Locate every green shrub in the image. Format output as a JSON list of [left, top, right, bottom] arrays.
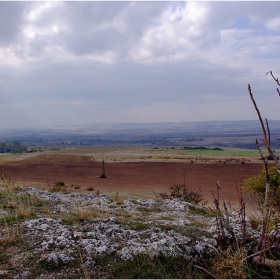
[[243, 166, 280, 207]]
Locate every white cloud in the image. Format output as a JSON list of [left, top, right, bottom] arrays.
[[265, 17, 280, 31], [0, 1, 280, 128]]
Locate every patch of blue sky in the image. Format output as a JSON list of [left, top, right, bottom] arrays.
[[230, 16, 251, 30], [229, 16, 278, 36], [171, 1, 185, 13], [175, 15, 182, 22], [252, 51, 280, 61]]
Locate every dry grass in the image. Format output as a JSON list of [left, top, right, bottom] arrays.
[[188, 216, 211, 227], [71, 207, 111, 221], [71, 207, 93, 220], [62, 186, 72, 194], [1, 173, 19, 191], [0, 217, 24, 245], [105, 191, 147, 203], [0, 174, 52, 221], [211, 247, 250, 279], [17, 202, 34, 218]]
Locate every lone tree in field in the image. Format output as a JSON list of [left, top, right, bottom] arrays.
[[248, 70, 280, 252], [100, 159, 107, 178]]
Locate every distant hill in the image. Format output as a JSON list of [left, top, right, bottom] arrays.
[[0, 120, 279, 149]]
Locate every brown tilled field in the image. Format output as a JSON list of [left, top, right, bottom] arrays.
[[0, 153, 264, 205]]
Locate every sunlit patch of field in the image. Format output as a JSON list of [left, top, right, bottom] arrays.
[[34, 146, 270, 164], [0, 152, 42, 163], [178, 149, 262, 157], [0, 145, 276, 166]]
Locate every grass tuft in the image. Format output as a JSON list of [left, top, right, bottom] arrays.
[[211, 247, 250, 279], [113, 253, 205, 279]]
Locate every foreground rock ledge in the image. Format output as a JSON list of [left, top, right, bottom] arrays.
[[0, 186, 257, 279]]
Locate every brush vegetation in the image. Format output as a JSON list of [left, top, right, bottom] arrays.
[[1, 174, 280, 279]]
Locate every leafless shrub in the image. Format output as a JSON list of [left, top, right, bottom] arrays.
[[154, 183, 203, 204], [211, 71, 280, 269], [248, 73, 280, 252]]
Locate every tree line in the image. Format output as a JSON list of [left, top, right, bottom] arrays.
[[0, 141, 27, 153]]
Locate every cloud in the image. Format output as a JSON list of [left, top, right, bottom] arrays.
[[0, 2, 27, 46], [0, 1, 280, 129]]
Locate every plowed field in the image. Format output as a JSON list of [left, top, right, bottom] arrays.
[[0, 154, 264, 204]]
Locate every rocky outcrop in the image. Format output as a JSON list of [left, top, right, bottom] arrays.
[[0, 186, 256, 278], [17, 187, 216, 264]]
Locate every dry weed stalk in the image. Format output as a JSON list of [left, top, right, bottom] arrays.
[[236, 177, 246, 247], [212, 188, 225, 249], [248, 76, 279, 252], [212, 181, 237, 249], [247, 71, 280, 265], [78, 249, 90, 279]]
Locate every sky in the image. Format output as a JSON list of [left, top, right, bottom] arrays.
[[0, 1, 280, 129]]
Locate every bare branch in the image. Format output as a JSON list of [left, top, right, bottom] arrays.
[[270, 71, 280, 86], [265, 119, 270, 147], [256, 139, 266, 163], [269, 71, 280, 96], [193, 265, 216, 279], [256, 138, 271, 251], [245, 245, 276, 261], [249, 86, 279, 168], [248, 85, 269, 148]]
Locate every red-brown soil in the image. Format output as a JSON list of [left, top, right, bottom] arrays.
[[0, 154, 264, 204]]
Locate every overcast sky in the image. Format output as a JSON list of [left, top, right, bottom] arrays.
[[0, 1, 280, 129]]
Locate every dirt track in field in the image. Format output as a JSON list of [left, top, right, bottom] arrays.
[[0, 154, 264, 204]]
